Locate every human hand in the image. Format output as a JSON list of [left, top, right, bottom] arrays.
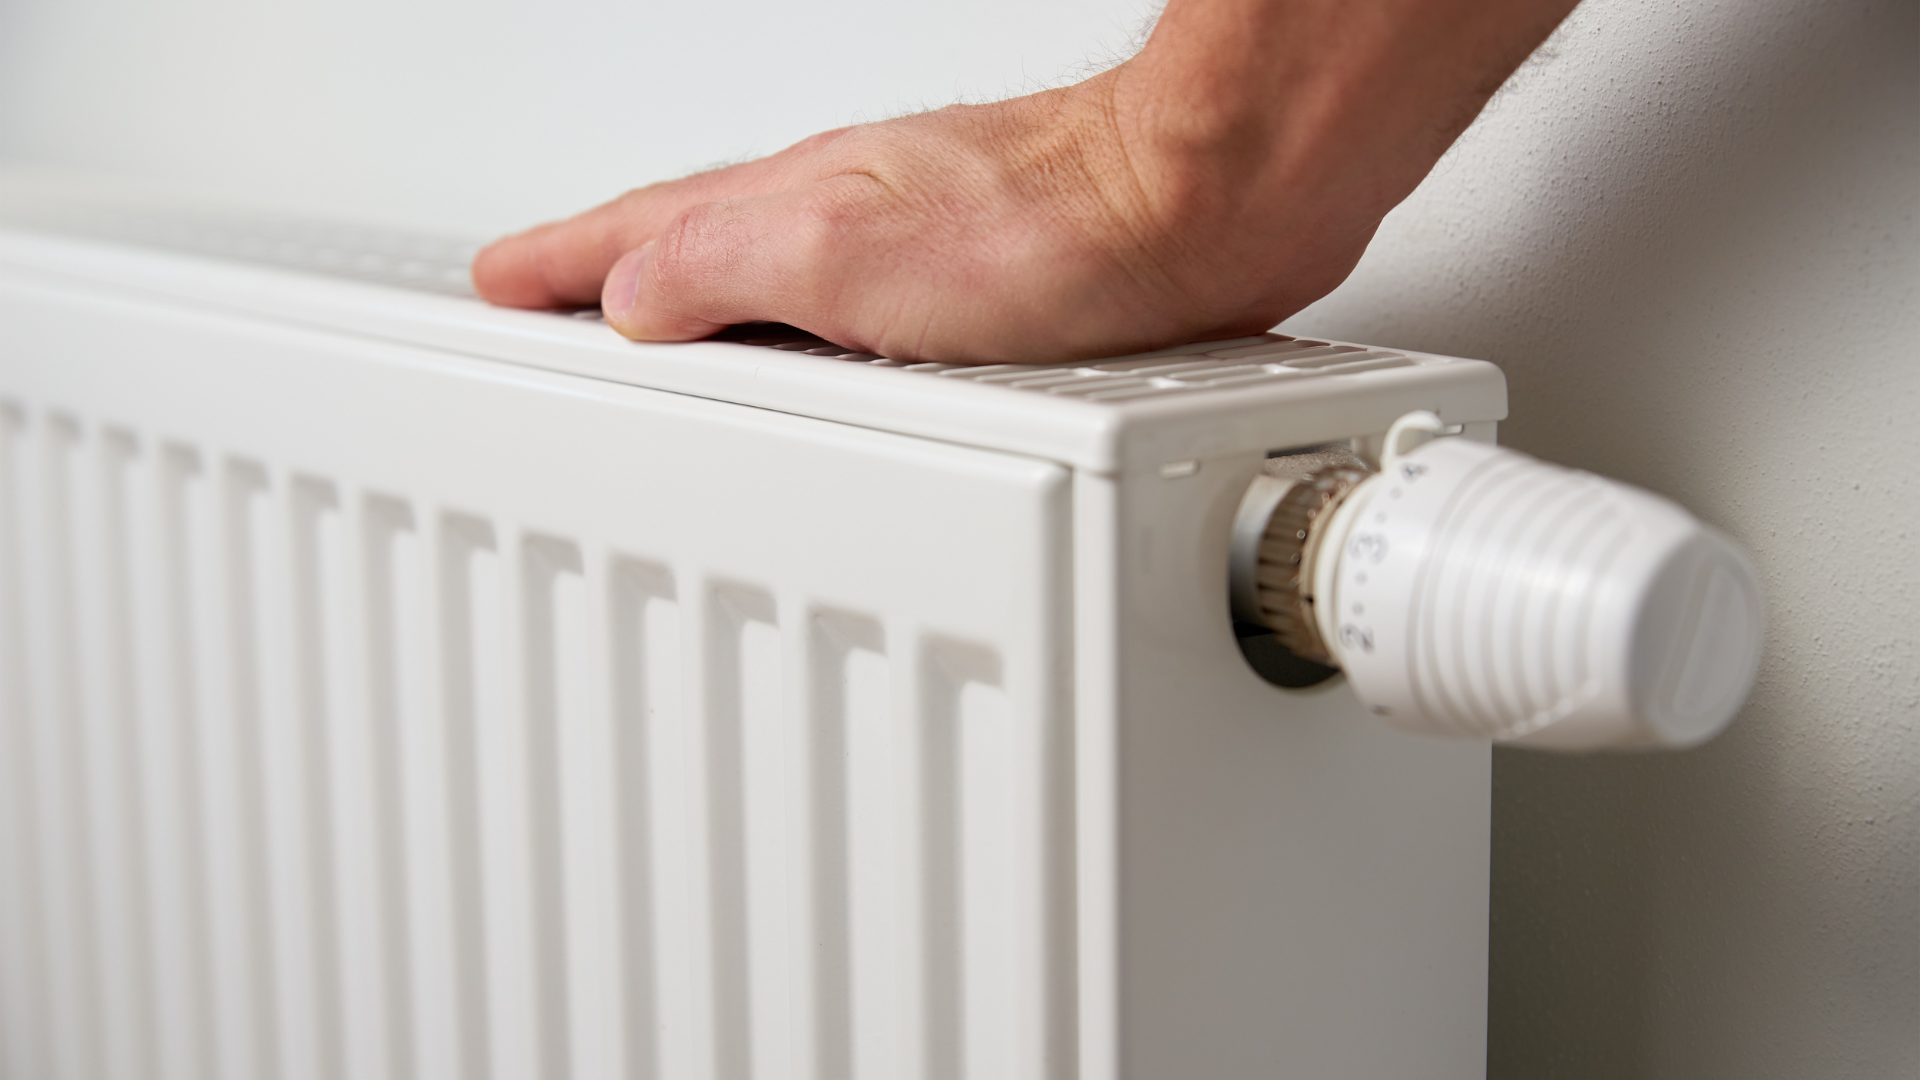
[[472, 0, 1577, 364]]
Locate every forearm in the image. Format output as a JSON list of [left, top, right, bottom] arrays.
[[1120, 0, 1579, 220]]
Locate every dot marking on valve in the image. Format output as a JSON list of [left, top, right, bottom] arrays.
[[1340, 625, 1374, 653]]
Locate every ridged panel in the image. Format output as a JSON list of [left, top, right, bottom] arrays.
[[0, 402, 1054, 1080], [36, 414, 106, 1080], [341, 493, 414, 1080], [149, 443, 217, 1080], [0, 401, 47, 1080], [90, 428, 158, 1080]]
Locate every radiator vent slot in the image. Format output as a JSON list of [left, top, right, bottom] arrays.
[[711, 325, 1416, 399]]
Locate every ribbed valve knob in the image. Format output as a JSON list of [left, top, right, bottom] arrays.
[[1235, 413, 1766, 750]]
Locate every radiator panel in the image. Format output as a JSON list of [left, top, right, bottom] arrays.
[[0, 283, 1072, 1080], [1, 195, 1506, 1079]]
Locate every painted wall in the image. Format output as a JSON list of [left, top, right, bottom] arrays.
[[1286, 3, 1918, 1075], [1, 0, 1913, 1075], [0, 0, 1158, 234]]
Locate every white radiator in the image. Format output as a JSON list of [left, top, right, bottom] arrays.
[[0, 178, 1507, 1080]]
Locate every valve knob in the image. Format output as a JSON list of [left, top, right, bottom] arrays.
[[1236, 414, 1766, 750]]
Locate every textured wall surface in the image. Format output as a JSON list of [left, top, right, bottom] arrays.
[[1282, 0, 1912, 1068], [1287, 2, 1918, 1075], [2, 0, 1914, 1075]]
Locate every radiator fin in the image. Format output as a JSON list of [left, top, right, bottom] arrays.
[[152, 443, 218, 1080], [0, 402, 1050, 1080], [43, 415, 108, 1080]]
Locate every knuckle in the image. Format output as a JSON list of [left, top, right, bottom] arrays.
[[790, 180, 878, 256], [651, 204, 713, 284], [652, 200, 753, 298], [788, 125, 858, 156]]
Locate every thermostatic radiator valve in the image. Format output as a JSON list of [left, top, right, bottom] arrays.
[[1231, 412, 1766, 750]]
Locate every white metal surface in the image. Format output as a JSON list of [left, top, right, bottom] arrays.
[[0, 177, 1506, 1080]]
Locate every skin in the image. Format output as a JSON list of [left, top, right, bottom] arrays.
[[472, 0, 1581, 364]]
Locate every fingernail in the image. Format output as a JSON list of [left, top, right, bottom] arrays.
[[603, 242, 653, 326]]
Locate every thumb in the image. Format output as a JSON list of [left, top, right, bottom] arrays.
[[601, 241, 720, 340], [600, 183, 856, 343]]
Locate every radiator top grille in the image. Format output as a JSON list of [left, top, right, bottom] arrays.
[[0, 181, 1417, 400], [0, 191, 481, 297], [707, 325, 1414, 403]]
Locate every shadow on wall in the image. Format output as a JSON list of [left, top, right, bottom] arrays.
[[1284, 0, 1918, 1077]]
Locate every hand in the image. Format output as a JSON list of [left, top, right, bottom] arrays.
[[472, 0, 1577, 364]]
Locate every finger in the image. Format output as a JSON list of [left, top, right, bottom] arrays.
[[601, 176, 876, 343], [471, 129, 856, 310], [471, 161, 792, 310]]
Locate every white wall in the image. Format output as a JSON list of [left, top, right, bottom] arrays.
[[2, 0, 1913, 1075], [1286, 2, 1918, 1074], [0, 0, 1155, 233]]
